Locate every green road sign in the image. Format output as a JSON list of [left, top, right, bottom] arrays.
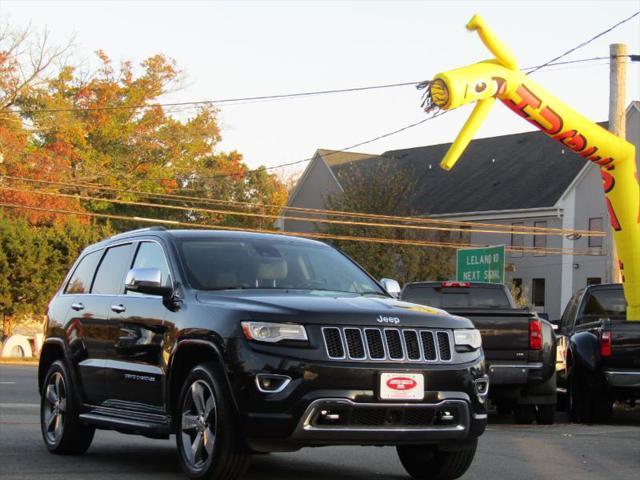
[[456, 245, 505, 284]]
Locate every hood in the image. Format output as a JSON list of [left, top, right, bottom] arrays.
[[195, 291, 473, 329]]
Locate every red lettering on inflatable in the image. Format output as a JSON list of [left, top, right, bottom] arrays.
[[600, 168, 615, 193], [606, 197, 622, 231], [539, 106, 563, 135]]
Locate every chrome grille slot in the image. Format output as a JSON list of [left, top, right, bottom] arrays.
[[437, 331, 452, 361], [384, 329, 404, 360], [321, 326, 454, 363], [420, 330, 437, 361], [322, 327, 345, 359], [344, 328, 366, 359], [364, 328, 385, 359], [403, 330, 421, 361]]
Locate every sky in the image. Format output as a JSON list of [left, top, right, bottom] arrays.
[[1, 0, 639, 176]]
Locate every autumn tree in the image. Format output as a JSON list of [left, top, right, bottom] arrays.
[[0, 23, 286, 229], [323, 160, 455, 284]]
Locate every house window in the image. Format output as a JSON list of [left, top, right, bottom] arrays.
[[533, 221, 547, 256], [587, 277, 602, 286], [588, 217, 603, 248], [532, 278, 546, 307], [510, 222, 524, 257]]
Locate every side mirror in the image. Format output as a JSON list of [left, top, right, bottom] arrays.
[[380, 278, 401, 298], [125, 268, 172, 298]]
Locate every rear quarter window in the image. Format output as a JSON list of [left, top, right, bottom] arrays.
[[403, 285, 511, 308], [64, 250, 102, 294]]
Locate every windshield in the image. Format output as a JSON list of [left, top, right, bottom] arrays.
[[176, 236, 385, 295], [402, 285, 512, 308]]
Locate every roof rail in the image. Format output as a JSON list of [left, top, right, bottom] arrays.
[[109, 226, 167, 240]]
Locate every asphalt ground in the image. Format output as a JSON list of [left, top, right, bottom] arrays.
[[1, 364, 639, 479]]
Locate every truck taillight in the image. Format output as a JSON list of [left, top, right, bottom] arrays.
[[529, 318, 542, 351], [600, 330, 612, 357]]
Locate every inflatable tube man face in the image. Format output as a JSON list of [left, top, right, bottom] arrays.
[[427, 15, 640, 320]]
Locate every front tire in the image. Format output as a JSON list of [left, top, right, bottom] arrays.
[[397, 441, 477, 480], [176, 363, 250, 480], [40, 360, 95, 455]]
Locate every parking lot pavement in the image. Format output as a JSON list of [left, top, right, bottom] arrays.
[[2, 364, 639, 479]]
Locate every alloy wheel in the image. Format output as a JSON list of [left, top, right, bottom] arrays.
[[43, 371, 67, 445], [180, 379, 217, 470]]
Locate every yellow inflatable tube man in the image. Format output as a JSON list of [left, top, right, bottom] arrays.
[[426, 15, 640, 320]]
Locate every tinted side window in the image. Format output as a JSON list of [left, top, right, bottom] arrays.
[[65, 250, 102, 294], [560, 293, 580, 331], [92, 244, 134, 295], [128, 242, 172, 294]]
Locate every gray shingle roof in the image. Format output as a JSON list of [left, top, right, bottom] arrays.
[[327, 125, 606, 215]]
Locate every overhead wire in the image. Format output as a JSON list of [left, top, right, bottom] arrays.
[[0, 175, 605, 237], [0, 183, 602, 239], [0, 202, 604, 257]]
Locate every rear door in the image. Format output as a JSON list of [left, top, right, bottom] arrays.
[[105, 240, 171, 409], [84, 242, 136, 405], [63, 249, 107, 404]]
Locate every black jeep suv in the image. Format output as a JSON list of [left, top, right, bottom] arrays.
[[39, 228, 488, 480]]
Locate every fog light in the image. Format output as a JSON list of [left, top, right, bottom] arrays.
[[474, 375, 490, 403], [255, 374, 291, 393]]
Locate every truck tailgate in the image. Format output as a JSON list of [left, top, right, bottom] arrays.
[[446, 308, 532, 362], [608, 321, 640, 369]]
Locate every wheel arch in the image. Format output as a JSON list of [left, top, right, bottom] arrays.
[[38, 339, 67, 394], [167, 339, 238, 424]]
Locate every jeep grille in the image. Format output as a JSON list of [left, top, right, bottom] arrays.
[[321, 327, 453, 363]]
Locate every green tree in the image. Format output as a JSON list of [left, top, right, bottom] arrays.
[[323, 160, 455, 284], [0, 212, 110, 336]]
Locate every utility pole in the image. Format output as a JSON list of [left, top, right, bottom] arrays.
[[608, 43, 627, 284]]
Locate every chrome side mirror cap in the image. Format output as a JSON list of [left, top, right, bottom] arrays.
[[380, 278, 401, 298], [125, 268, 172, 297]]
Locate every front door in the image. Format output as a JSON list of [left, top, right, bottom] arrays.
[[105, 240, 172, 410]]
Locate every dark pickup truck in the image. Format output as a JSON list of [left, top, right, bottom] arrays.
[[38, 228, 488, 480], [401, 281, 557, 424], [556, 283, 640, 423]]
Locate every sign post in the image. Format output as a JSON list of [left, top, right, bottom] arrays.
[[456, 245, 505, 284]]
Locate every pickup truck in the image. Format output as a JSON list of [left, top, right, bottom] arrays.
[[38, 228, 488, 480], [401, 281, 557, 424], [556, 283, 640, 423]]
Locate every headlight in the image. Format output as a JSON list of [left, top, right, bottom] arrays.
[[241, 321, 308, 343], [454, 329, 482, 350]]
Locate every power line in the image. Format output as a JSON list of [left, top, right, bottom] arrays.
[[0, 184, 602, 242], [0, 201, 603, 256], [0, 175, 605, 237], [527, 10, 640, 74]]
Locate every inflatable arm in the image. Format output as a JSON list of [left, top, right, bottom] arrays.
[[426, 15, 640, 320]]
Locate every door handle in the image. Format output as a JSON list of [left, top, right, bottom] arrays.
[[71, 302, 84, 311], [111, 304, 126, 313]]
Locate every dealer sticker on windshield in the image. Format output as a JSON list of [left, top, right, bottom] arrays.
[[379, 373, 424, 400]]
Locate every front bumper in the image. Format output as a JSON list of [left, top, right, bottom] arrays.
[[226, 343, 487, 451]]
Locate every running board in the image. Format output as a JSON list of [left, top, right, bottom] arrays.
[[79, 411, 172, 437]]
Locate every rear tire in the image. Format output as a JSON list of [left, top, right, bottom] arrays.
[[536, 404, 556, 425], [514, 405, 536, 424], [396, 440, 477, 480], [40, 360, 95, 455], [568, 369, 593, 423], [176, 363, 250, 480], [592, 391, 613, 423]]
